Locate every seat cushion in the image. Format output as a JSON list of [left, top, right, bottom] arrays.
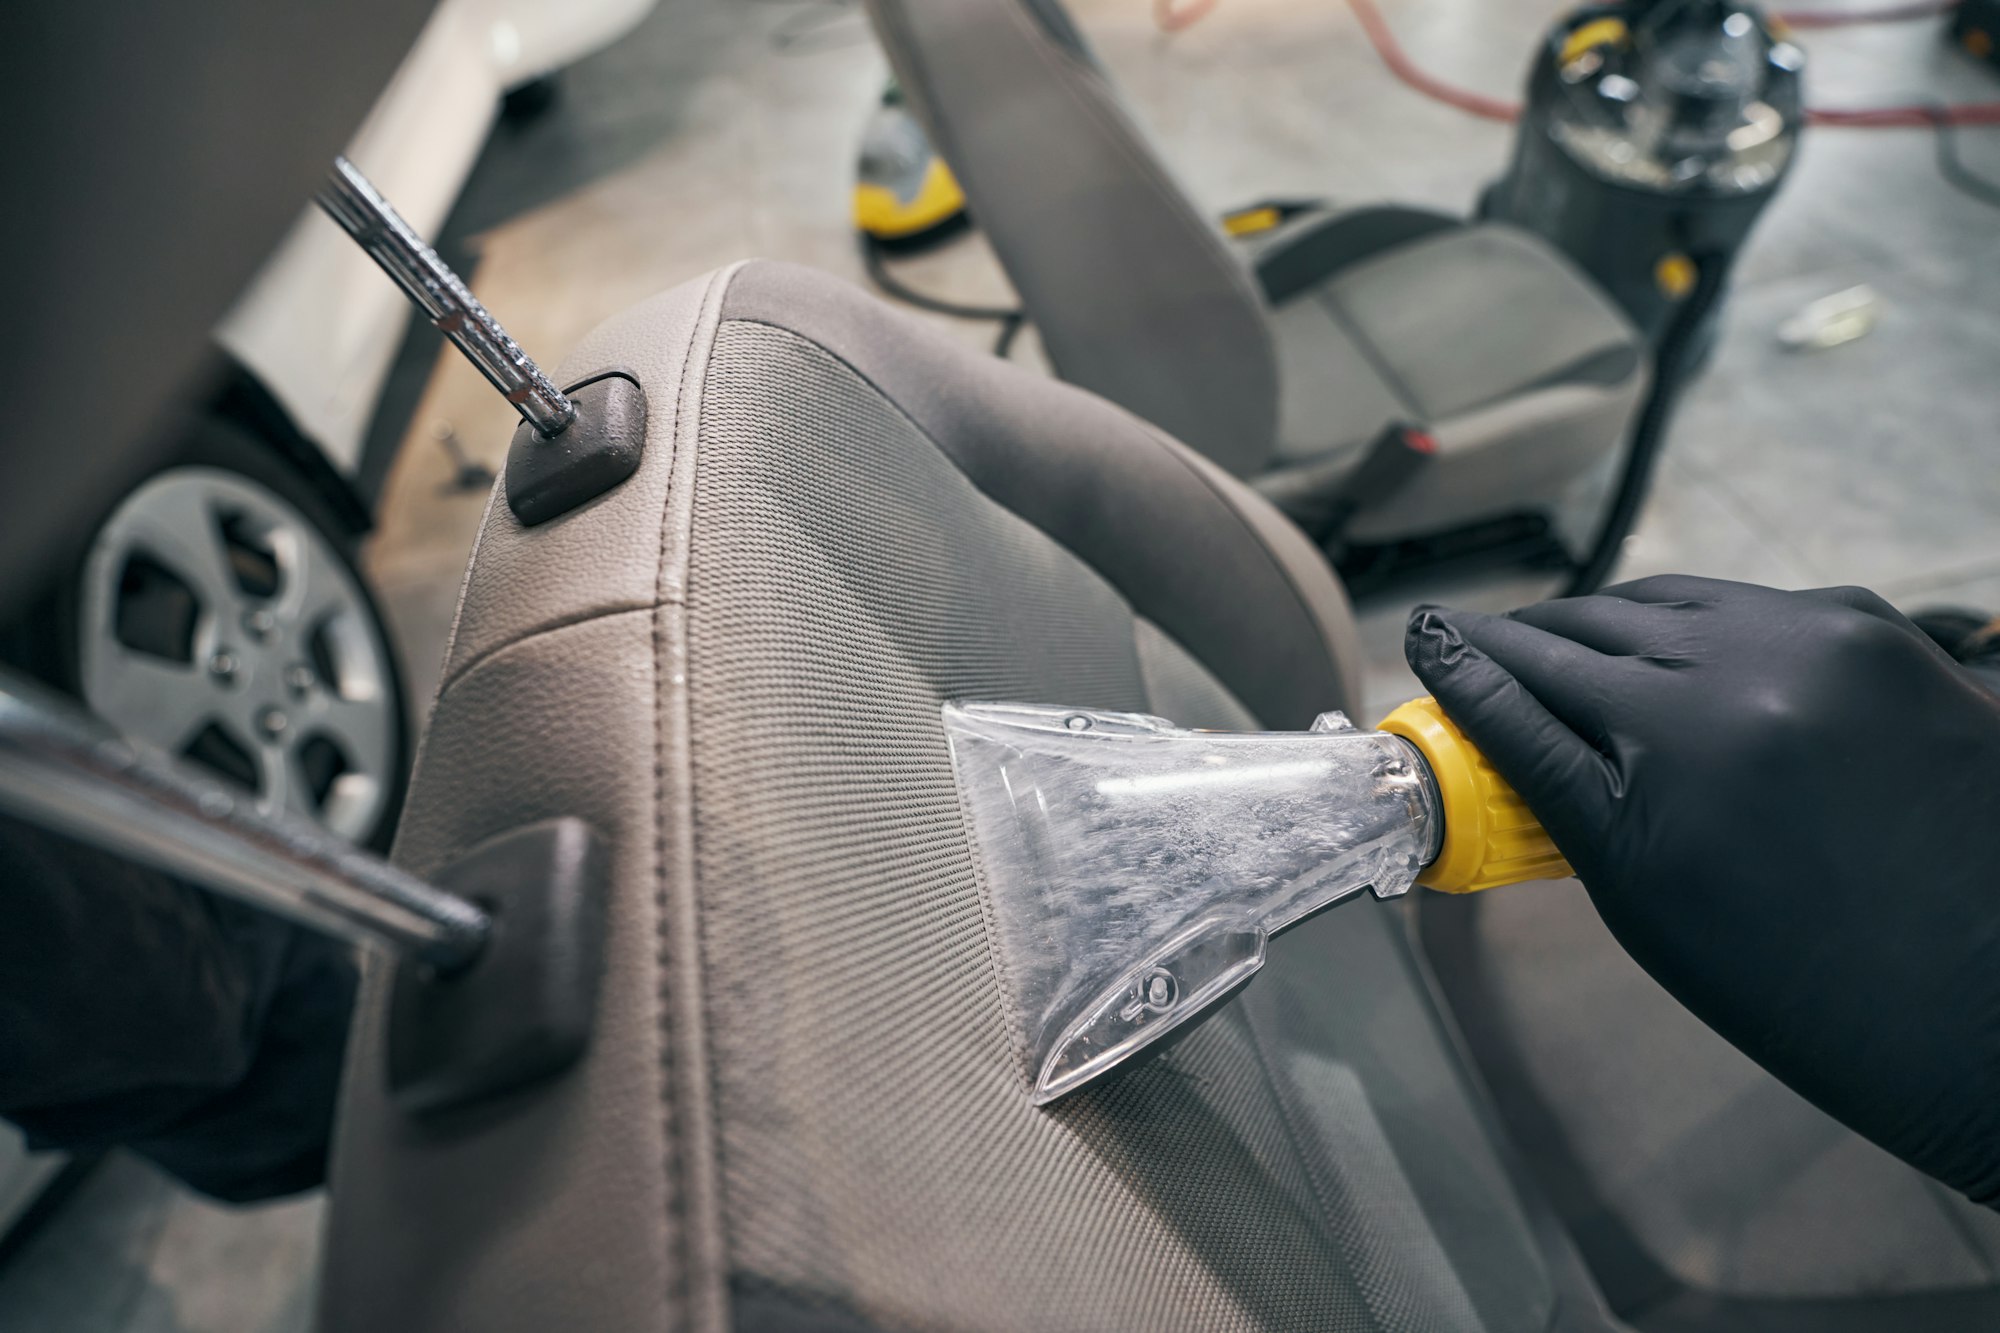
[[1268, 285, 1412, 475], [1263, 222, 1647, 544], [1421, 880, 2000, 1329], [1322, 224, 1643, 426]]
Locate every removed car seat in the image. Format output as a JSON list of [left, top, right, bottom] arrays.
[[860, 0, 1649, 557]]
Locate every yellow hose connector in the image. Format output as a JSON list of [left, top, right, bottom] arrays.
[[1379, 696, 1572, 893]]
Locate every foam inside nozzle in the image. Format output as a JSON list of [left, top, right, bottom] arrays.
[[943, 702, 1441, 1104]]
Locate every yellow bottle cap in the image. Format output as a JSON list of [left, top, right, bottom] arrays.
[[1378, 696, 1572, 894]]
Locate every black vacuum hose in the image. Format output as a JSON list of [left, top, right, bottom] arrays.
[[860, 235, 1026, 357], [1563, 253, 1731, 597]]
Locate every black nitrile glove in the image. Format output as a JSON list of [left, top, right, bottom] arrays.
[[1405, 575, 2000, 1208], [0, 816, 357, 1201]]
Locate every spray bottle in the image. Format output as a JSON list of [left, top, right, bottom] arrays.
[[944, 698, 1568, 1103]]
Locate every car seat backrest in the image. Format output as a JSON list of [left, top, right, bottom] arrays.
[[863, 0, 1281, 478], [318, 262, 1563, 1333]]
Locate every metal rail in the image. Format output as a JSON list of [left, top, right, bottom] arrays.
[[316, 155, 577, 438], [0, 670, 489, 972]]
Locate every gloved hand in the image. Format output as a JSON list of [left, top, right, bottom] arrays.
[[0, 816, 356, 1201], [1405, 575, 2000, 1207]]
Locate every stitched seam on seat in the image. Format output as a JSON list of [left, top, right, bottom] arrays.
[[1309, 285, 1424, 422], [1236, 1005, 1393, 1332], [1445, 345, 1643, 420], [429, 607, 655, 717], [719, 313, 1351, 716], [655, 278, 695, 1330], [659, 263, 739, 1333], [435, 598, 656, 703]]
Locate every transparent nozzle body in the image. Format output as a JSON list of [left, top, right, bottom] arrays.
[[943, 702, 1441, 1104]]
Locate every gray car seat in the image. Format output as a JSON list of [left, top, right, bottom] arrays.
[[316, 263, 1989, 1332], [860, 0, 1649, 552], [319, 261, 1623, 1332]]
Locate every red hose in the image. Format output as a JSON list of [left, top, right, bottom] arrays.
[[1809, 102, 2000, 124], [1155, 0, 1220, 32], [1341, 0, 2000, 129], [1345, 0, 1521, 120]]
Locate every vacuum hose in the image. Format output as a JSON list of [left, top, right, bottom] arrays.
[[1564, 252, 1732, 596], [859, 235, 1026, 357]]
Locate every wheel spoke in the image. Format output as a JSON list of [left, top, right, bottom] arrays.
[[254, 740, 292, 820], [87, 649, 217, 753], [316, 772, 383, 844], [115, 476, 243, 621], [314, 691, 393, 780], [286, 526, 353, 629]]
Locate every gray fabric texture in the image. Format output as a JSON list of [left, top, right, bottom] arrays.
[[1269, 225, 1643, 463], [689, 313, 1554, 1330], [1267, 291, 1409, 470], [322, 260, 1569, 1332], [1313, 226, 1638, 426], [1440, 879, 2000, 1300], [1262, 225, 1649, 546], [320, 265, 747, 1333], [720, 262, 1367, 731], [1132, 617, 1258, 733], [1248, 206, 1464, 306]]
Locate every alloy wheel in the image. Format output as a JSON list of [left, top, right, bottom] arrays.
[[78, 467, 398, 843]]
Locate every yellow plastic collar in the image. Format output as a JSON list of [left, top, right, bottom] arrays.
[[1559, 16, 1629, 65], [1378, 696, 1572, 894]]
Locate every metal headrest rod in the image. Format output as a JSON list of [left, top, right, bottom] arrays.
[[0, 668, 489, 973], [316, 155, 577, 439]]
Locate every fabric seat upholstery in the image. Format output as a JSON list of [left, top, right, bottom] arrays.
[[316, 261, 1620, 1332], [1421, 881, 2000, 1331], [1258, 224, 1647, 542], [862, 0, 1649, 551]]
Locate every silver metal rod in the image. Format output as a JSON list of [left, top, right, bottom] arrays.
[[316, 156, 576, 438], [0, 670, 489, 972]]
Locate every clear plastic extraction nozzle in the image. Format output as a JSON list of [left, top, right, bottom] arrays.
[[943, 701, 1442, 1104]]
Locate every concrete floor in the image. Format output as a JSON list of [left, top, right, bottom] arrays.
[[4, 0, 1996, 1325]]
